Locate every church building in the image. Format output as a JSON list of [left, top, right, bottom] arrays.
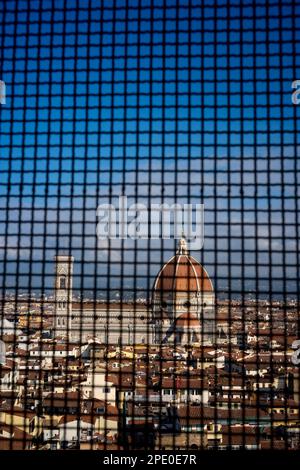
[[152, 237, 215, 345], [53, 237, 215, 346]]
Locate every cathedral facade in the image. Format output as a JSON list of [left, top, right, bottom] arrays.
[[54, 238, 215, 345]]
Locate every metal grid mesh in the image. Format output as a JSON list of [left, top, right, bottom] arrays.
[[0, 0, 299, 452]]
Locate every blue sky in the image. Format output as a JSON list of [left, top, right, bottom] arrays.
[[0, 0, 300, 298]]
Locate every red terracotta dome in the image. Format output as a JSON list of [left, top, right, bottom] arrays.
[[153, 238, 213, 294]]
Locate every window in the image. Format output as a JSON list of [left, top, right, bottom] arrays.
[[60, 276, 66, 289], [1, 0, 298, 454]]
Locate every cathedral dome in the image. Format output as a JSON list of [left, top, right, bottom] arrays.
[[152, 237, 215, 345], [153, 238, 213, 295]]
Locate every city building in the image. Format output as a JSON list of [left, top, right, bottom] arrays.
[[55, 237, 215, 347]]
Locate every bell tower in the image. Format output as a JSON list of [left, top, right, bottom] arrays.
[[54, 255, 74, 336]]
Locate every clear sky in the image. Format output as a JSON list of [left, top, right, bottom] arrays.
[[0, 0, 300, 299]]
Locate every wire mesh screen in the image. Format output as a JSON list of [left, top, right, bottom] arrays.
[[0, 0, 300, 453]]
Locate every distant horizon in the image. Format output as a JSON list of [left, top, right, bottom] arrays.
[[2, 286, 299, 302]]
